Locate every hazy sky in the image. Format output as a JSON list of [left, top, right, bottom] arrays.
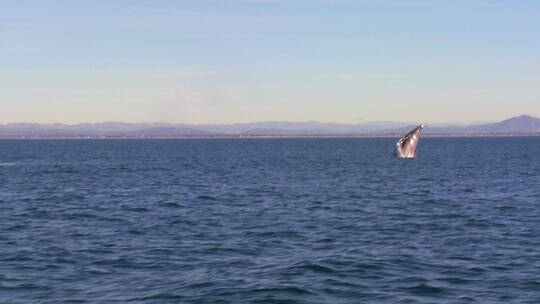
[[1, 0, 539, 124]]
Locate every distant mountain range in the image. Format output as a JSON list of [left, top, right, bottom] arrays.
[[1, 115, 539, 139]]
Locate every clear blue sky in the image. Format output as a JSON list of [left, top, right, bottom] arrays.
[[1, 0, 539, 124]]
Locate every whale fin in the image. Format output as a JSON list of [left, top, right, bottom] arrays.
[[395, 124, 424, 158]]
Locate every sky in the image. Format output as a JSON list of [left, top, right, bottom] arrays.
[[1, 0, 539, 124]]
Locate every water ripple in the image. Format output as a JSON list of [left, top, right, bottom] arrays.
[[0, 138, 539, 303]]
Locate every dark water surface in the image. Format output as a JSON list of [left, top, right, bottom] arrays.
[[1, 138, 539, 303]]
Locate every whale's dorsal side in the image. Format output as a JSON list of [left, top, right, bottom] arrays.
[[394, 124, 424, 158]]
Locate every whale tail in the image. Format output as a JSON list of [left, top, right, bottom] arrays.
[[395, 124, 424, 158]]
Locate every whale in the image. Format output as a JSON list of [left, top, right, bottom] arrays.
[[394, 124, 425, 158]]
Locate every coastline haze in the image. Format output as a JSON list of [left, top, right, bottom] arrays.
[[1, 114, 539, 138]]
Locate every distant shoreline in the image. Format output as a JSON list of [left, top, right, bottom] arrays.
[[1, 133, 539, 140], [1, 115, 539, 139]]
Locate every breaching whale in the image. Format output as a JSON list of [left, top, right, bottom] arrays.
[[394, 124, 425, 158]]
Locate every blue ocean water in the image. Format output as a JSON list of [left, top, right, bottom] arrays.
[[1, 138, 539, 303]]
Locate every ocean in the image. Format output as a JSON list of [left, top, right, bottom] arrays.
[[1, 138, 539, 303]]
